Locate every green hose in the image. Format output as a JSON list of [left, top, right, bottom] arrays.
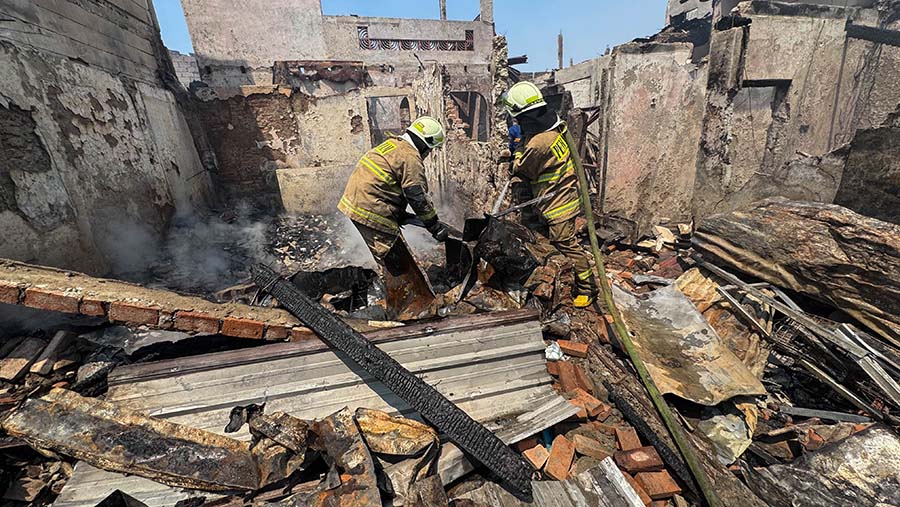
[[563, 127, 722, 507]]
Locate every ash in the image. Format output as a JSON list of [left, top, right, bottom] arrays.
[[266, 214, 350, 272]]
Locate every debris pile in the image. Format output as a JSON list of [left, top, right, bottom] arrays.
[[0, 197, 898, 506]]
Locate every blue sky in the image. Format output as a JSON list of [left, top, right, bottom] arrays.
[[153, 0, 668, 71]]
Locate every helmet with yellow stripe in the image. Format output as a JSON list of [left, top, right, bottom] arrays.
[[501, 81, 547, 117], [407, 116, 446, 149]]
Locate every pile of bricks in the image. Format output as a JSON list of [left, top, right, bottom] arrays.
[[0, 260, 316, 343], [515, 337, 685, 506]]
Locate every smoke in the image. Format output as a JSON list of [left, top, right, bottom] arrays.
[[95, 203, 278, 295], [397, 179, 468, 263], [312, 214, 379, 271]]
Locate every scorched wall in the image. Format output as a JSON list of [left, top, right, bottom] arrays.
[[0, 0, 213, 274]]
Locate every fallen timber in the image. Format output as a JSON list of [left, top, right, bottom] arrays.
[[251, 264, 534, 499], [693, 198, 900, 346], [0, 388, 259, 492]]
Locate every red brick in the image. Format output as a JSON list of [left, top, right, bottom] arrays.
[[544, 435, 576, 481], [222, 317, 264, 339], [175, 311, 221, 334], [573, 434, 611, 460], [522, 444, 550, 470], [650, 501, 668, 507], [264, 325, 291, 341], [623, 472, 652, 506], [573, 365, 594, 394], [109, 302, 160, 326], [24, 288, 80, 314], [597, 321, 611, 344], [514, 436, 539, 453], [291, 327, 317, 342], [593, 401, 613, 422], [590, 422, 618, 435], [614, 446, 665, 473], [570, 388, 606, 419], [547, 361, 560, 376], [635, 471, 682, 500], [568, 399, 589, 420], [79, 298, 107, 317], [615, 426, 642, 451], [558, 339, 589, 358], [804, 429, 826, 451], [0, 282, 21, 304], [557, 361, 580, 393]]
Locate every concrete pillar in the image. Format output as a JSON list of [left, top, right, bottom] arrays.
[[440, 0, 447, 20], [558, 32, 564, 70], [480, 0, 494, 24]]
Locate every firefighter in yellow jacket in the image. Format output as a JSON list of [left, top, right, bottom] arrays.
[[502, 82, 597, 308], [338, 116, 450, 268]]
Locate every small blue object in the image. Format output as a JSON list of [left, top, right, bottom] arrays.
[[542, 428, 553, 448]]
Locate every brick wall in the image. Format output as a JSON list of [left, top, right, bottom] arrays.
[[169, 49, 202, 88]]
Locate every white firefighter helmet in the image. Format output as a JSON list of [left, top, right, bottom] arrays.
[[407, 116, 446, 149], [501, 81, 547, 117]]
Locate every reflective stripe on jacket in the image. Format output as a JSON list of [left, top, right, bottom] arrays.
[[512, 124, 582, 224], [338, 138, 437, 234]]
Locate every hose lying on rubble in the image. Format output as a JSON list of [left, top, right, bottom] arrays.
[[563, 127, 723, 507]]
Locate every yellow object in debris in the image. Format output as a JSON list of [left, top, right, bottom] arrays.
[[573, 295, 594, 308]]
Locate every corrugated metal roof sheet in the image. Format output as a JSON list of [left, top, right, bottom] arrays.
[[56, 310, 578, 506]]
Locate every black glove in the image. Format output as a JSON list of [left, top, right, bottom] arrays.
[[398, 210, 416, 226], [427, 221, 450, 242]]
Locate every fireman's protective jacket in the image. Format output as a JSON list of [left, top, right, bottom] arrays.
[[338, 137, 438, 234], [513, 123, 581, 224]]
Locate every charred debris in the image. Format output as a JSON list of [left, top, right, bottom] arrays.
[[2, 0, 900, 506], [1, 196, 898, 506]]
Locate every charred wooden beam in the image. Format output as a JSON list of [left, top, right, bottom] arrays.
[[846, 21, 900, 48], [693, 199, 900, 346], [251, 264, 534, 499], [0, 389, 259, 491]]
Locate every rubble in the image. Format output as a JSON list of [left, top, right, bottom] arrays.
[[741, 425, 900, 506], [251, 264, 534, 498], [694, 198, 900, 345], [2, 0, 900, 505], [0, 389, 260, 491]]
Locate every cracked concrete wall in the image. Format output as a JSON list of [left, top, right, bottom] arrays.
[[555, 56, 610, 109], [169, 50, 202, 89], [181, 0, 494, 88], [603, 43, 708, 236], [555, 42, 707, 238], [668, 0, 714, 24], [692, 1, 900, 219], [0, 1, 213, 274]]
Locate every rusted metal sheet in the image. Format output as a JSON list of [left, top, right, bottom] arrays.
[[0, 389, 259, 492], [252, 265, 533, 499], [383, 236, 436, 320], [613, 284, 766, 406], [250, 412, 310, 454]]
